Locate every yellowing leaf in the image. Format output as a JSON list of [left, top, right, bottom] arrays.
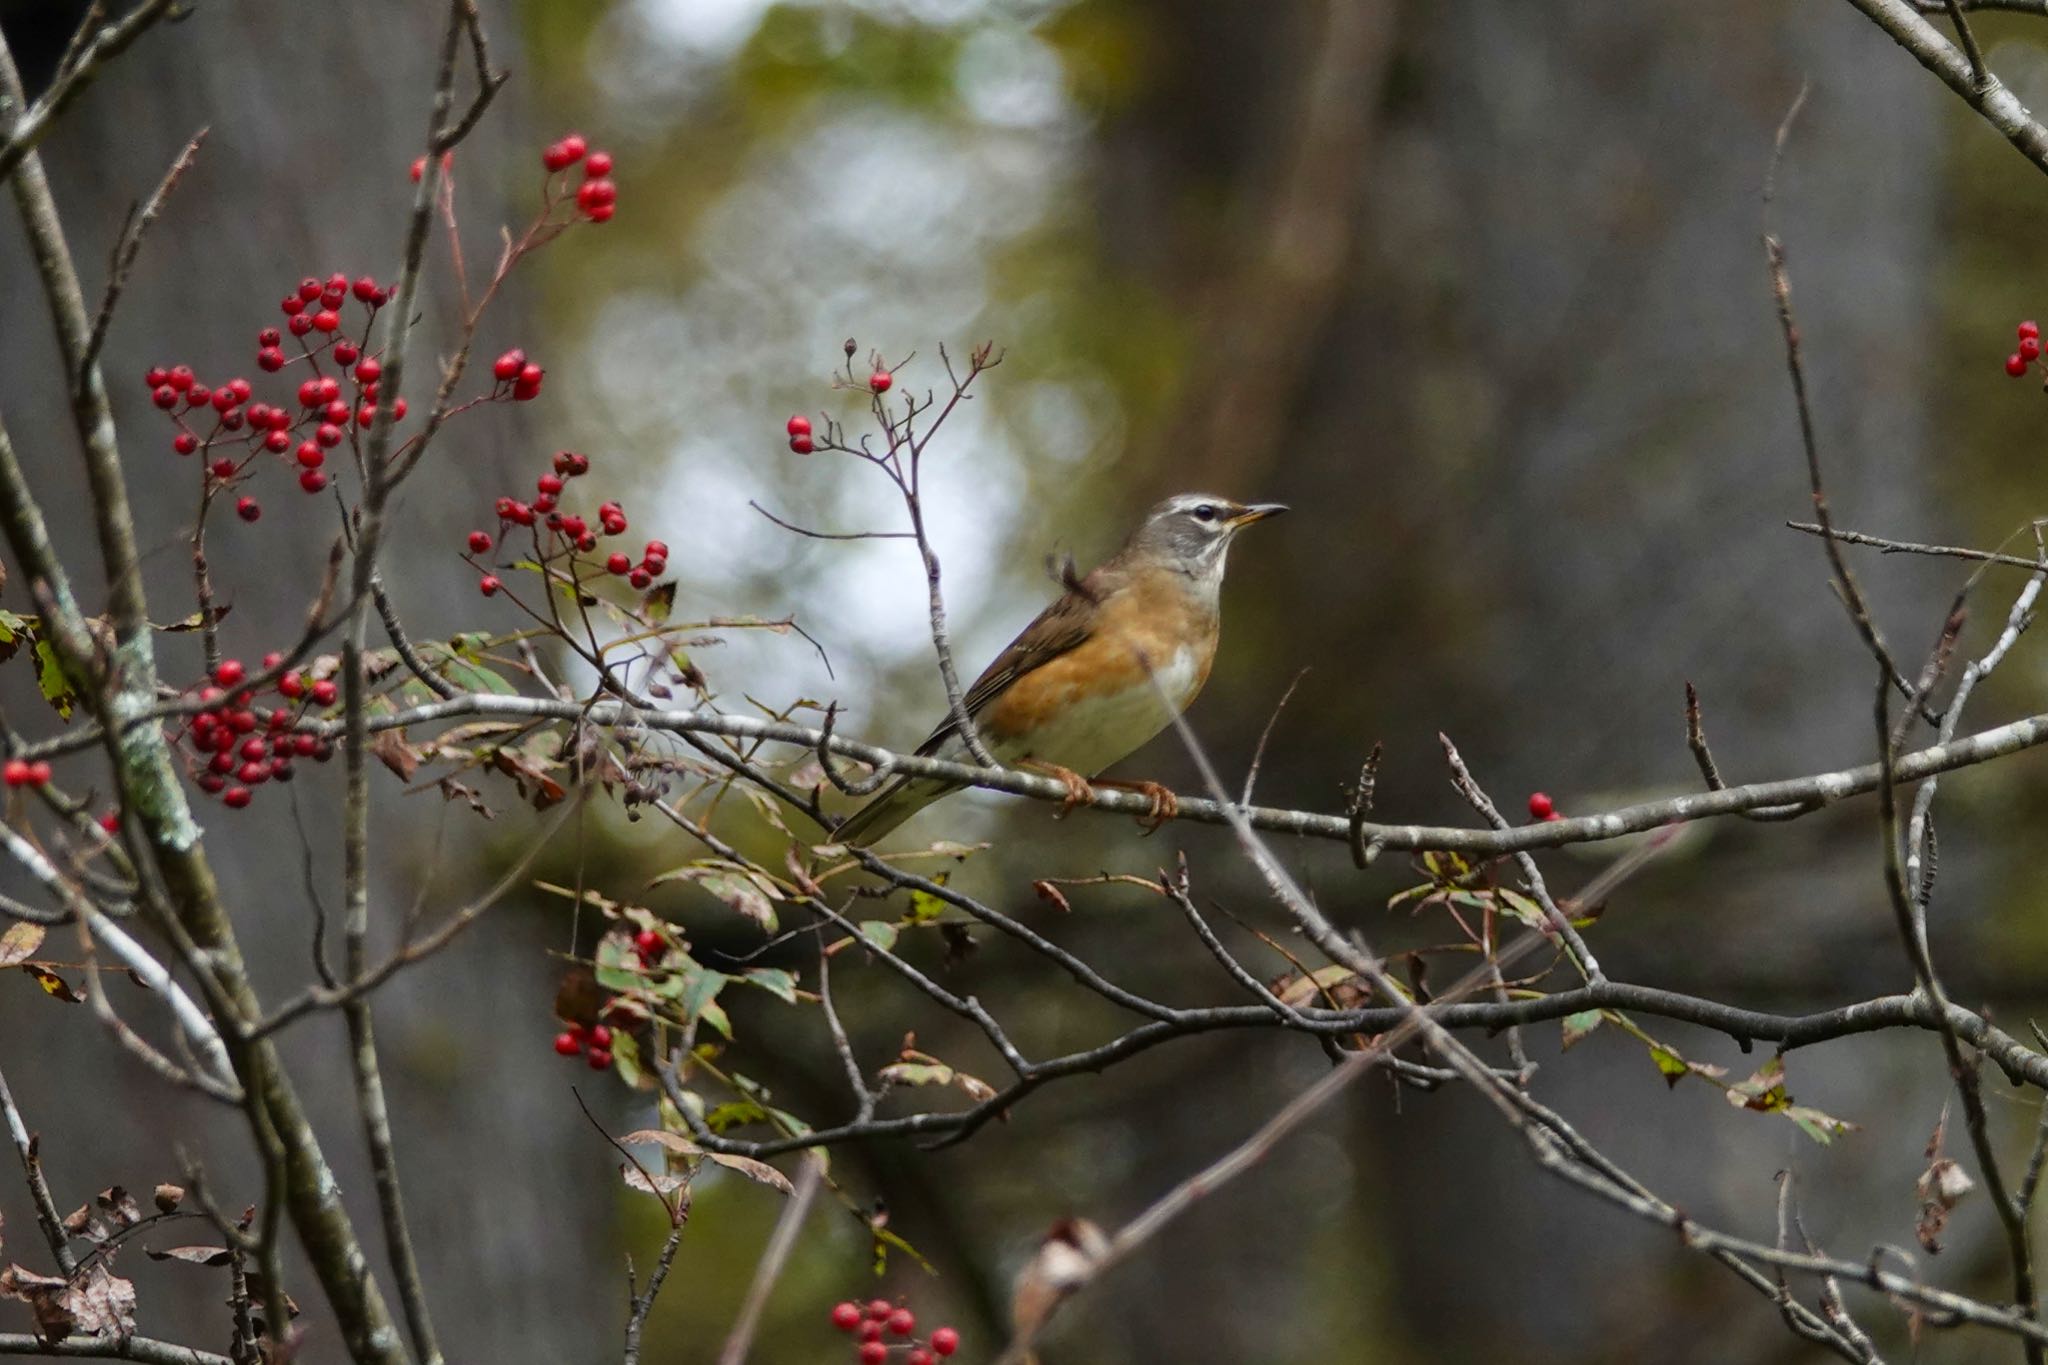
[[0, 922, 44, 969]]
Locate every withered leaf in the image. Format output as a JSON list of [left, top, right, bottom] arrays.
[[619, 1164, 691, 1201], [145, 1245, 233, 1267], [1032, 881, 1071, 914], [0, 1260, 136, 1342], [618, 1130, 795, 1194], [60, 1206, 101, 1243], [490, 745, 565, 809], [370, 730, 421, 782], [151, 1185, 183, 1214], [95, 1187, 140, 1228], [23, 965, 84, 1003], [0, 922, 44, 968]]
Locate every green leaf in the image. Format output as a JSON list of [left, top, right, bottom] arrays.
[[610, 1031, 645, 1088], [906, 890, 947, 924], [435, 654, 518, 696], [1785, 1105, 1855, 1145], [643, 581, 676, 624], [857, 920, 899, 953], [1649, 1044, 1688, 1087], [1560, 1010, 1604, 1051], [33, 639, 74, 721], [704, 1100, 768, 1134], [739, 967, 798, 1004], [681, 969, 730, 1035]]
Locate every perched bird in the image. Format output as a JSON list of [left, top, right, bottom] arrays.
[[832, 492, 1286, 844]]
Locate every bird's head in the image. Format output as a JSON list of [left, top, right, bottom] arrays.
[[1128, 492, 1288, 580]]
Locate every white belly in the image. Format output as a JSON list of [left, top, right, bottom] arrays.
[[970, 644, 1203, 777]]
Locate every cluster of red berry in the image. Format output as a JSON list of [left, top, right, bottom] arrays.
[[828, 1299, 958, 1363], [176, 655, 336, 809], [551, 1021, 615, 1072], [1526, 791, 1563, 823], [540, 133, 619, 223], [144, 272, 410, 515], [2005, 319, 2041, 377], [468, 450, 669, 597], [1, 758, 52, 788]]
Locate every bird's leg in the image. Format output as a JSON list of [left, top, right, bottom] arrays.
[[1091, 777, 1180, 832], [1018, 758, 1096, 817]]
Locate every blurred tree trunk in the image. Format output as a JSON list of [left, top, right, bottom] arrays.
[[1083, 0, 1959, 1359], [0, 4, 617, 1358]]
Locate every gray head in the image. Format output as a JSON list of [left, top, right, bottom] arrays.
[[1126, 492, 1288, 580]]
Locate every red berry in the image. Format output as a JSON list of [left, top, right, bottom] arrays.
[[553, 1032, 581, 1057], [789, 433, 814, 454], [1527, 791, 1554, 820], [293, 734, 318, 757], [223, 786, 252, 809], [316, 423, 343, 448], [1, 759, 29, 788], [538, 473, 565, 496], [532, 493, 557, 514], [468, 531, 493, 554], [858, 1344, 887, 1365], [2022, 320, 2041, 340], [352, 276, 379, 302], [560, 133, 587, 162], [830, 1302, 862, 1332], [240, 737, 268, 762], [392, 398, 408, 421], [257, 347, 286, 372], [866, 1301, 892, 1322], [279, 672, 304, 700], [310, 679, 338, 707], [585, 1047, 612, 1071], [27, 761, 52, 788], [575, 179, 616, 215], [2008, 352, 2029, 378], [355, 358, 383, 385], [887, 1309, 916, 1337], [297, 277, 322, 302], [628, 568, 652, 590], [287, 312, 314, 337], [168, 365, 194, 390], [492, 348, 526, 382], [2023, 337, 2041, 363], [236, 497, 261, 523], [209, 457, 237, 480], [299, 470, 328, 493], [152, 385, 178, 409], [786, 414, 811, 437], [187, 385, 212, 408], [858, 1322, 884, 1343], [909, 1353, 934, 1365], [606, 552, 632, 575], [334, 340, 361, 366], [226, 378, 252, 403], [869, 371, 892, 393], [173, 432, 198, 455], [587, 1024, 613, 1048], [357, 404, 378, 428], [929, 1327, 958, 1356], [585, 150, 613, 177], [296, 442, 324, 469], [633, 928, 662, 954], [480, 575, 502, 597], [297, 379, 322, 408], [145, 366, 169, 388], [214, 659, 246, 688], [263, 430, 290, 454], [513, 364, 543, 400], [97, 811, 119, 835]]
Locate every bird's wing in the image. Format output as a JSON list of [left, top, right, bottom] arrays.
[[914, 568, 1113, 757]]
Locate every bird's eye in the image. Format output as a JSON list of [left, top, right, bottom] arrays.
[[1192, 504, 1217, 522]]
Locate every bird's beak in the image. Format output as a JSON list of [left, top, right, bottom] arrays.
[[1229, 502, 1288, 528]]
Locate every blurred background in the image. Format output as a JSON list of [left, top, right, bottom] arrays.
[[5, 0, 2048, 1360]]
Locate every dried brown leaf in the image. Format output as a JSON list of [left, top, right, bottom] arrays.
[[145, 1245, 233, 1267], [0, 922, 43, 969]]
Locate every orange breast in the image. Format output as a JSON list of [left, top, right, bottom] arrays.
[[981, 574, 1218, 744]]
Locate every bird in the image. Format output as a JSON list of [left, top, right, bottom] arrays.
[[831, 492, 1287, 845]]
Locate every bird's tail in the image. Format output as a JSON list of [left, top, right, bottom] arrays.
[[829, 772, 956, 846]]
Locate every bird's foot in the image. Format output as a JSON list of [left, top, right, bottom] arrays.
[[1020, 759, 1096, 818], [1094, 778, 1180, 832]]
